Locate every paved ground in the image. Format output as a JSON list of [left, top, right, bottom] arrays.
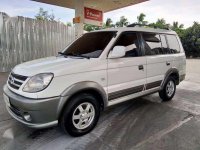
[[0, 59, 200, 150]]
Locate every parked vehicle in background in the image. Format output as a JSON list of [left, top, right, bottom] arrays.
[[3, 25, 186, 136]]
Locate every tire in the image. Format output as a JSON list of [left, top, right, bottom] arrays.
[[159, 77, 176, 102], [59, 93, 100, 137]]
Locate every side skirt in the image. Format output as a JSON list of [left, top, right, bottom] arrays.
[[107, 87, 160, 107], [146, 80, 162, 90], [108, 85, 144, 101]]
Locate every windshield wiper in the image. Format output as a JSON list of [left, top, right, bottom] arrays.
[[58, 52, 68, 56], [67, 53, 90, 59], [58, 52, 90, 59]]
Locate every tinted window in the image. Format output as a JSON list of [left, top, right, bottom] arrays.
[[160, 34, 170, 54], [166, 35, 180, 53], [113, 32, 141, 57], [142, 33, 162, 55], [64, 31, 115, 58]]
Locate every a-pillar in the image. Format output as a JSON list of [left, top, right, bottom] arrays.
[[74, 0, 84, 38]]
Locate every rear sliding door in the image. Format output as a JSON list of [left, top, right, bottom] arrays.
[[141, 32, 174, 90]]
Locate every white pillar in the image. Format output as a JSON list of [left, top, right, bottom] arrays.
[[75, 0, 84, 38]]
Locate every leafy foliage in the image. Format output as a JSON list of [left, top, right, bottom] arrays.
[[136, 13, 148, 25], [66, 22, 72, 27], [84, 24, 100, 32], [115, 16, 129, 27], [35, 8, 56, 21], [181, 22, 200, 57], [149, 18, 170, 29], [105, 18, 115, 28]]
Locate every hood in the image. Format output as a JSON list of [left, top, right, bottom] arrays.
[[12, 56, 105, 77]]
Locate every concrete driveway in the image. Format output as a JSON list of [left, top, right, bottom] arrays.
[[0, 59, 200, 150]]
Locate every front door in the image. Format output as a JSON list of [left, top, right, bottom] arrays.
[[107, 32, 146, 101]]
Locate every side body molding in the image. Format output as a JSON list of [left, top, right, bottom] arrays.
[[57, 81, 108, 117], [161, 67, 179, 90]]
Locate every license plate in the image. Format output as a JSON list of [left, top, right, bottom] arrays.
[[3, 94, 10, 107]]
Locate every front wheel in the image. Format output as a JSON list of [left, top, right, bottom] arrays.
[[159, 77, 176, 101], [60, 93, 100, 137]]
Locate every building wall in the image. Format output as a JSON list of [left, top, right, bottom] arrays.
[[0, 12, 75, 72]]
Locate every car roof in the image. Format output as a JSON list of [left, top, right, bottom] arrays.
[[93, 26, 177, 35]]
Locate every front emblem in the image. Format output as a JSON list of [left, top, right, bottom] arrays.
[[10, 76, 15, 84]]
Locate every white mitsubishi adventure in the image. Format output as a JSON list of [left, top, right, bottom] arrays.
[[3, 25, 186, 136]]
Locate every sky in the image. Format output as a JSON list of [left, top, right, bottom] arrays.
[[0, 0, 199, 28]]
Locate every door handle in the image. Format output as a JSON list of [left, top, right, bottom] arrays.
[[166, 62, 170, 66], [138, 65, 144, 70]]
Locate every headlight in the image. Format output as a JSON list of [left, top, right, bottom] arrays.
[[23, 73, 53, 93]]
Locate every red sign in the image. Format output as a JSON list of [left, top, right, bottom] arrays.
[[84, 7, 103, 24]]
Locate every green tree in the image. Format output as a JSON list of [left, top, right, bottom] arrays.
[[137, 13, 148, 25], [35, 8, 55, 21], [66, 22, 72, 27], [171, 21, 184, 30], [105, 18, 114, 28], [116, 16, 129, 27], [84, 24, 100, 32], [151, 18, 170, 29], [181, 22, 200, 57], [170, 21, 185, 38]]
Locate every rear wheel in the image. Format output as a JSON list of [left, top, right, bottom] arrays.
[[60, 93, 100, 137], [159, 77, 176, 101]]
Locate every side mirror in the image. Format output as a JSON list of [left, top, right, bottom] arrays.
[[108, 46, 125, 59]]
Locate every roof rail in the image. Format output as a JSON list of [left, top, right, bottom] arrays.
[[127, 23, 145, 27], [127, 23, 170, 30]]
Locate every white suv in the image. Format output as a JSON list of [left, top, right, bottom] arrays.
[[3, 26, 186, 136]]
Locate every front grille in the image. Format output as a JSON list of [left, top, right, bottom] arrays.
[[8, 72, 28, 90], [9, 103, 23, 119], [10, 104, 22, 117]]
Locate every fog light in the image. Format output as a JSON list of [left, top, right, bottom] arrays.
[[23, 113, 32, 122]]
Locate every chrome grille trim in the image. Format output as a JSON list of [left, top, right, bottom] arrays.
[[8, 72, 28, 90], [8, 80, 20, 87]]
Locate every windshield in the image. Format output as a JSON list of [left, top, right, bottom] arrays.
[[62, 31, 116, 58]]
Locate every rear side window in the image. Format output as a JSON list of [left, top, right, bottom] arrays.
[[166, 35, 180, 53], [160, 34, 170, 54], [142, 33, 162, 55]]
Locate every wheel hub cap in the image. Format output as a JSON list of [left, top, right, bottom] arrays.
[[72, 102, 95, 130], [166, 80, 175, 97]]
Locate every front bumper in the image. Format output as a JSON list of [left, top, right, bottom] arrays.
[[3, 85, 60, 129]]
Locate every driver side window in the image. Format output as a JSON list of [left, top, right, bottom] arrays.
[[113, 32, 141, 57]]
